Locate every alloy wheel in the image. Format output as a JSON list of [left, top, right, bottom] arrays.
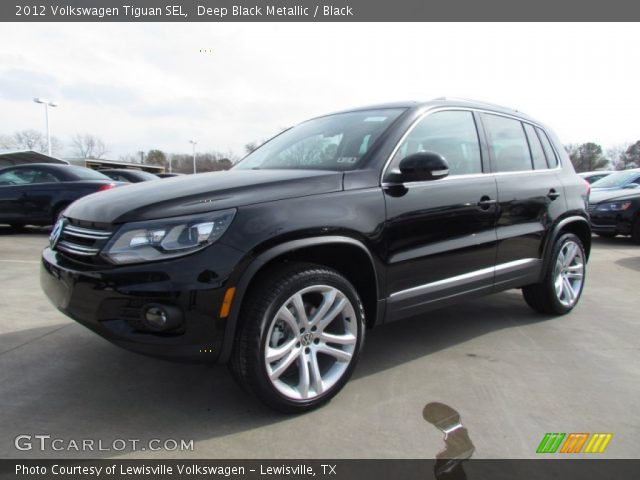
[[264, 285, 358, 401], [553, 240, 585, 307]]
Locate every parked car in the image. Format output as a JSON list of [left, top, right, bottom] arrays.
[[589, 189, 640, 242], [590, 168, 640, 191], [578, 170, 613, 184], [41, 99, 591, 412], [99, 169, 160, 183], [0, 163, 119, 228], [156, 172, 183, 178]]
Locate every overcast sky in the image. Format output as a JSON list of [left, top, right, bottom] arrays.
[[0, 23, 638, 159]]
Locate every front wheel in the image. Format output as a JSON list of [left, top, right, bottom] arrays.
[[230, 262, 365, 413], [523, 233, 586, 315]]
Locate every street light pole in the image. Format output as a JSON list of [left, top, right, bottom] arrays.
[[33, 98, 58, 156], [189, 140, 197, 174]]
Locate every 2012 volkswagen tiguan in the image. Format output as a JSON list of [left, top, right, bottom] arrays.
[[41, 98, 591, 412]]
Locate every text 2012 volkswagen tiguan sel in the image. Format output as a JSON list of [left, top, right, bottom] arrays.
[[41, 99, 590, 412]]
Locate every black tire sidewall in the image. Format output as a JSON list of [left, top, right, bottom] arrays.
[[543, 233, 586, 314], [250, 266, 365, 412]]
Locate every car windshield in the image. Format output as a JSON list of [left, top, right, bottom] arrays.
[[233, 108, 406, 171], [591, 170, 639, 188], [67, 166, 113, 180]]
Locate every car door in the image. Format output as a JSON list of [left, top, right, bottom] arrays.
[[0, 168, 35, 223], [21, 168, 61, 223], [382, 109, 499, 321], [480, 113, 563, 289]]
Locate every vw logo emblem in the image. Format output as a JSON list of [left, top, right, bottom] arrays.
[[300, 332, 313, 347], [49, 219, 65, 249]]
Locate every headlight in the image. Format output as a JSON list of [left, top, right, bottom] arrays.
[[102, 209, 236, 264], [595, 201, 632, 212]]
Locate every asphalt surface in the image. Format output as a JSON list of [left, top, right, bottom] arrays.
[[0, 226, 638, 459]]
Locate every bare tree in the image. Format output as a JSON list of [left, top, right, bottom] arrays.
[[619, 140, 640, 170], [0, 129, 62, 155], [72, 134, 108, 159], [605, 144, 628, 170], [566, 143, 609, 172]]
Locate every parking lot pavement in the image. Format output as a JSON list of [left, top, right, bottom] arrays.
[[0, 226, 638, 460]]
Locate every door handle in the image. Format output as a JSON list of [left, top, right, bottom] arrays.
[[547, 189, 560, 200], [477, 196, 497, 210]]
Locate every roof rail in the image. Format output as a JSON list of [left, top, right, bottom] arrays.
[[431, 97, 523, 114]]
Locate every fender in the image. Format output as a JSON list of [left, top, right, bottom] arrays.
[[219, 235, 381, 362], [540, 214, 591, 275]]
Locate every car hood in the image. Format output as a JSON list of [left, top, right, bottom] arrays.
[[589, 189, 640, 204], [64, 169, 344, 224]]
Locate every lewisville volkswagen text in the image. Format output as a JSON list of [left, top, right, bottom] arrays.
[[41, 99, 591, 412]]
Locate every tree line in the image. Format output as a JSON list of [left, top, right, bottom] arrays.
[[566, 141, 640, 172], [0, 130, 108, 160]]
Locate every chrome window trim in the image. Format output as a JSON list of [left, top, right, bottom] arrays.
[[380, 106, 562, 185], [388, 258, 540, 302]]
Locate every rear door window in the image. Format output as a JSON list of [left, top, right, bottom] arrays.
[[481, 113, 532, 172]]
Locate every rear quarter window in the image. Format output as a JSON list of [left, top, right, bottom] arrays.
[[535, 127, 559, 168]]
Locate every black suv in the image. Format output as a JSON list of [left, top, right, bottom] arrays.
[[41, 99, 590, 412]]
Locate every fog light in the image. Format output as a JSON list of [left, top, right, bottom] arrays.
[[141, 304, 183, 332]]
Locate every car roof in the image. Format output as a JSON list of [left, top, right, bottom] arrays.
[[0, 162, 69, 171], [323, 97, 543, 125]]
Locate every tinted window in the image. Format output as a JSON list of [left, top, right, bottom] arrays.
[[66, 166, 112, 180], [536, 127, 558, 167], [104, 172, 128, 182], [234, 109, 406, 171], [523, 123, 548, 170], [391, 110, 482, 176], [0, 169, 36, 185], [482, 114, 532, 172]]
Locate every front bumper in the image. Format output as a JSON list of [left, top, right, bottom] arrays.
[[589, 210, 632, 235], [40, 243, 245, 362]]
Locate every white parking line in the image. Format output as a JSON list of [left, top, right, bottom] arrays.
[[0, 259, 40, 264]]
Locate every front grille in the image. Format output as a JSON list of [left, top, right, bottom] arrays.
[[55, 223, 113, 261]]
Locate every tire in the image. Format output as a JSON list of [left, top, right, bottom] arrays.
[[523, 233, 586, 315], [632, 218, 640, 245], [596, 232, 616, 238], [230, 262, 365, 413]]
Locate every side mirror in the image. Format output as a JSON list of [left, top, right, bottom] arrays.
[[623, 183, 640, 189], [391, 151, 449, 183]]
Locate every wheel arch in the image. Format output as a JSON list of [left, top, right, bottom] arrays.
[[219, 236, 382, 363], [542, 215, 591, 273]]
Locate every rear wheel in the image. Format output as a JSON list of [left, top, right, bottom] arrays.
[[523, 233, 586, 315], [230, 262, 365, 413]]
